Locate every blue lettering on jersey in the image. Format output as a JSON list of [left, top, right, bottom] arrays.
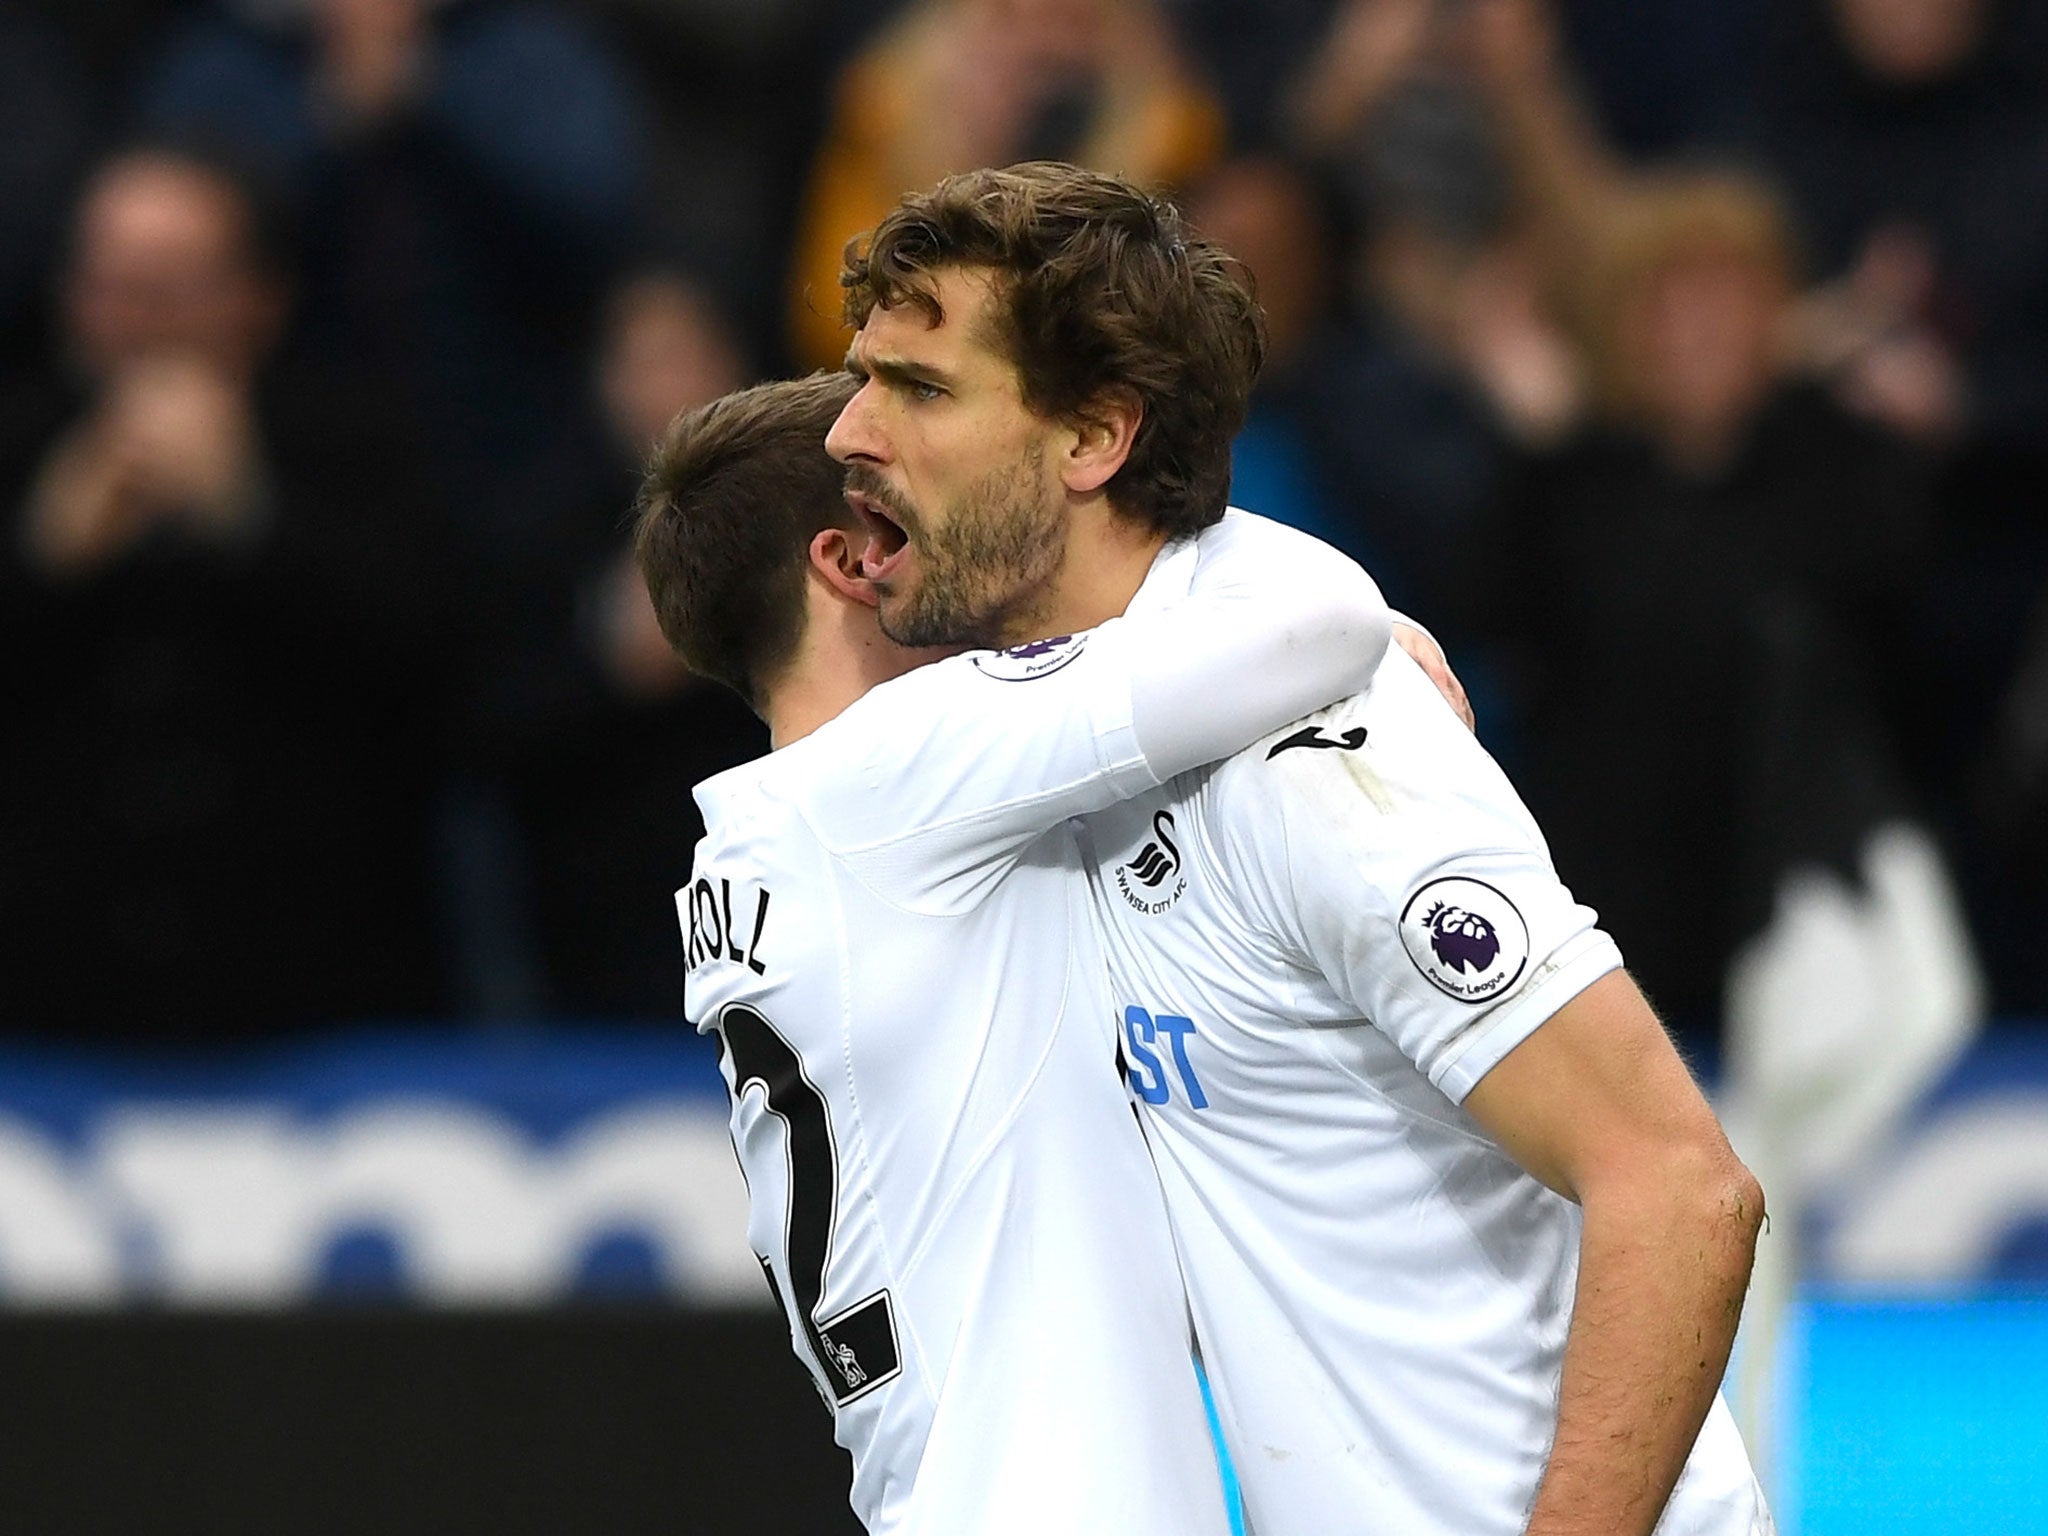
[[1152, 1014, 1210, 1109], [1124, 1007, 1169, 1104], [1123, 1006, 1209, 1110]]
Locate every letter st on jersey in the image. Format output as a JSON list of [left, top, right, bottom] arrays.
[[1123, 1007, 1210, 1109]]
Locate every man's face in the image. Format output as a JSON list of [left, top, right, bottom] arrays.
[[65, 155, 282, 382], [1832, 0, 1985, 82], [826, 266, 1070, 650], [1625, 251, 1780, 441]]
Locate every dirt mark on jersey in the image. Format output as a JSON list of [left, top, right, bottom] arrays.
[[1290, 750, 1396, 841], [1342, 752, 1395, 813]]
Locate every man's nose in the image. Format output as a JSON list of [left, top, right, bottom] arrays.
[[826, 381, 883, 464]]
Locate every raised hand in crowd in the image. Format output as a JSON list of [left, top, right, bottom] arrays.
[[1449, 242, 1583, 446], [24, 354, 267, 576], [313, 0, 433, 126], [1784, 225, 1968, 445], [895, 0, 1205, 190], [1451, 0, 1563, 95], [1286, 0, 1436, 151]]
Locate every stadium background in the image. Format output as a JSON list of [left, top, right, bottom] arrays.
[[0, 0, 2043, 1529]]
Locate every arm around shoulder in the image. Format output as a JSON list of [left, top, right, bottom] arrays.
[[1127, 515, 1392, 781], [817, 517, 1388, 890]]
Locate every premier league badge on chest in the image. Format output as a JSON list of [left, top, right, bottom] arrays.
[[1398, 877, 1530, 1002]]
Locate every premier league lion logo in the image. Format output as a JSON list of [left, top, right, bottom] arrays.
[[971, 633, 1088, 680], [1422, 901, 1500, 975], [1399, 877, 1530, 1002], [1004, 635, 1072, 659]]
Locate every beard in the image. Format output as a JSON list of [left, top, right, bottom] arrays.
[[856, 444, 1066, 649]]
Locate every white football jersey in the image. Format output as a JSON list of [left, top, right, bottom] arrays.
[[1074, 647, 1773, 1536], [683, 512, 1390, 1535]]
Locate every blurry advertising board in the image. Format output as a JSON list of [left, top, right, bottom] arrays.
[[0, 1027, 759, 1306]]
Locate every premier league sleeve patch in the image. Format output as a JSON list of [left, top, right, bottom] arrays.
[[970, 633, 1088, 681], [1398, 877, 1531, 1003]]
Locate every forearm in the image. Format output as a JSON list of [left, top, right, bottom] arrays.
[[1128, 569, 1386, 778], [1523, 1158, 1763, 1536]]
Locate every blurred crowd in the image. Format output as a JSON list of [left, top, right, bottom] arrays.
[[1, 0, 2044, 1052]]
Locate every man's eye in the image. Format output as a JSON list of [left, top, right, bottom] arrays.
[[909, 380, 943, 402]]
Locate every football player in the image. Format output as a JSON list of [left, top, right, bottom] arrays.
[[822, 162, 1774, 1536]]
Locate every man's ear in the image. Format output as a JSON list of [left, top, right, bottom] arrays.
[[1060, 386, 1143, 496], [809, 526, 879, 608]]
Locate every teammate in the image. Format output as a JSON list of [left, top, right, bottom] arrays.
[[640, 266, 1391, 1533], [820, 163, 1773, 1535]]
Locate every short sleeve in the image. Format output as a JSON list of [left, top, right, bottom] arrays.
[[1219, 650, 1625, 1103]]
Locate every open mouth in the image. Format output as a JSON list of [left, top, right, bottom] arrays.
[[846, 487, 913, 583]]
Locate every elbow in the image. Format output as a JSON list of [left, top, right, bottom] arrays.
[[1674, 1141, 1767, 1279], [1297, 578, 1391, 697], [1719, 1154, 1767, 1256], [1585, 1135, 1766, 1274], [1343, 568, 1392, 675], [1703, 1154, 1767, 1313]]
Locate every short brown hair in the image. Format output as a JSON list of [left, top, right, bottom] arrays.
[[634, 372, 858, 706], [840, 162, 1265, 540]]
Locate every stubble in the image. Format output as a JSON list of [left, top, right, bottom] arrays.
[[878, 443, 1066, 649]]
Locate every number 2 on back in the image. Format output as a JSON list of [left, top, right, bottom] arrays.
[[718, 1003, 901, 1407]]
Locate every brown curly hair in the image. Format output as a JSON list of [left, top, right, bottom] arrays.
[[840, 162, 1266, 540]]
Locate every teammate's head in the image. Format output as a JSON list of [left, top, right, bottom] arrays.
[[635, 371, 861, 707], [826, 162, 1265, 647]]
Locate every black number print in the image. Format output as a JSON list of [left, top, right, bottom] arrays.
[[718, 1003, 900, 1406]]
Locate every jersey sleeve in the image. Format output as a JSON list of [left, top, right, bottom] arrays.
[[814, 513, 1389, 913], [1218, 649, 1625, 1103], [1124, 512, 1391, 782]]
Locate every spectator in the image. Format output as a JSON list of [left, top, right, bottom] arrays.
[[1741, 0, 2048, 1008], [584, 0, 839, 372], [137, 0, 648, 728], [787, 0, 1224, 370], [504, 269, 767, 1017], [0, 143, 446, 1039], [1264, 0, 1584, 636], [1747, 0, 2048, 454], [1491, 169, 1942, 1042], [138, 0, 655, 1014]]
